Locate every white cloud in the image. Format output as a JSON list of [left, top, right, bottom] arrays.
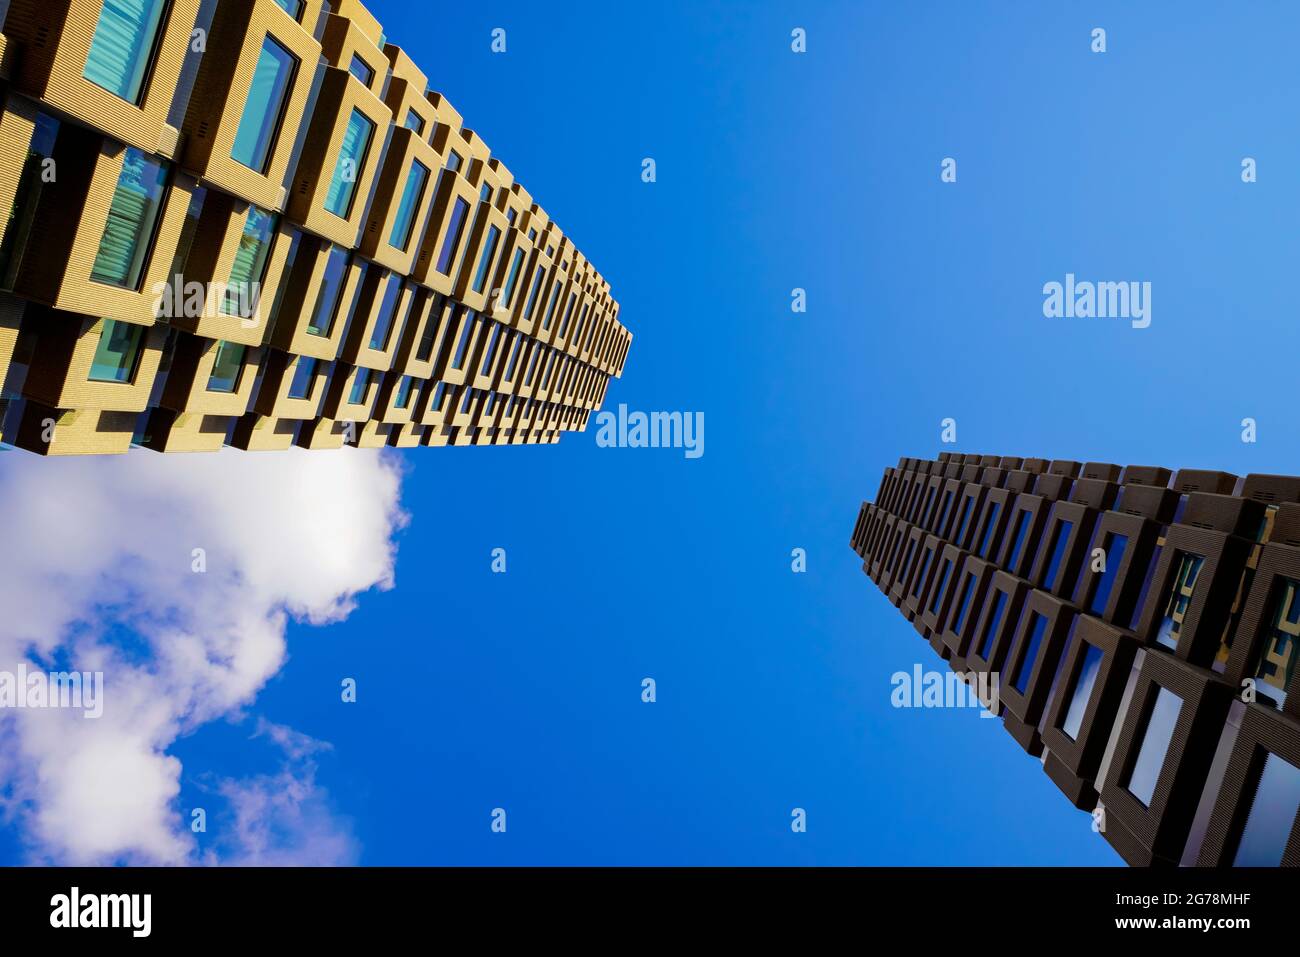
[[201, 719, 359, 867], [0, 447, 406, 864]]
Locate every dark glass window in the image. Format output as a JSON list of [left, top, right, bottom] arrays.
[[0, 112, 60, 289], [1252, 577, 1300, 707], [87, 319, 144, 383], [523, 265, 545, 320], [368, 275, 402, 351], [394, 375, 415, 409], [324, 109, 375, 217], [83, 0, 168, 104], [1157, 552, 1206, 649], [91, 147, 169, 289], [1042, 519, 1074, 591], [1061, 643, 1103, 739], [953, 573, 976, 634], [287, 356, 317, 399], [471, 225, 501, 293], [955, 497, 974, 544], [451, 310, 476, 369], [977, 591, 1008, 660], [308, 244, 350, 336], [231, 36, 297, 173], [541, 282, 562, 330], [435, 197, 470, 275], [348, 54, 375, 86], [206, 340, 246, 393], [979, 502, 1001, 557], [912, 549, 932, 598], [1126, 687, 1182, 807], [930, 559, 952, 614], [1005, 509, 1031, 574], [389, 160, 430, 250], [224, 205, 276, 318], [1233, 752, 1300, 866], [348, 367, 370, 405], [1012, 613, 1048, 694], [1088, 533, 1129, 615]]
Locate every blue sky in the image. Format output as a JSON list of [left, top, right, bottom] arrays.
[[4, 0, 1300, 865]]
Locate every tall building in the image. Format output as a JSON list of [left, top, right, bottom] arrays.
[[0, 0, 630, 455], [851, 453, 1300, 866]]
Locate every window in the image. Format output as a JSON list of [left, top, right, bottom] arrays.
[[394, 375, 414, 409], [504, 333, 523, 380], [273, 0, 304, 19], [1061, 643, 1103, 740], [348, 54, 375, 86], [935, 490, 953, 532], [324, 109, 375, 218], [1126, 687, 1182, 807], [1157, 552, 1206, 649], [506, 208, 517, 226], [1233, 752, 1300, 866], [1005, 509, 1031, 574], [920, 487, 937, 526], [929, 560, 952, 615], [1042, 519, 1074, 591], [389, 160, 430, 251], [528, 228, 537, 242], [88, 319, 144, 383], [954, 497, 974, 544], [1129, 544, 1163, 630], [558, 293, 577, 337], [952, 573, 976, 634], [479, 321, 501, 375], [404, 109, 425, 134], [308, 244, 350, 336], [977, 591, 1008, 660], [541, 281, 562, 330], [415, 296, 444, 363], [1252, 578, 1300, 707], [224, 205, 276, 318], [286, 357, 317, 399], [348, 367, 370, 405], [435, 197, 470, 274], [451, 310, 476, 368], [231, 37, 297, 173], [368, 276, 403, 351], [83, 0, 168, 104], [90, 148, 168, 289], [979, 502, 1001, 558], [446, 151, 463, 173], [479, 183, 492, 203], [523, 265, 545, 320], [500, 248, 525, 306], [206, 340, 246, 393], [471, 225, 501, 293], [167, 186, 207, 287], [912, 549, 932, 598], [1012, 613, 1048, 694], [1088, 533, 1129, 615], [0, 112, 60, 289]]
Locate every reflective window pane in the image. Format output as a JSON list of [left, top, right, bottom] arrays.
[[87, 319, 144, 383], [90, 148, 168, 289], [231, 37, 297, 173], [1126, 687, 1182, 807], [83, 0, 168, 103], [324, 109, 375, 218]]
